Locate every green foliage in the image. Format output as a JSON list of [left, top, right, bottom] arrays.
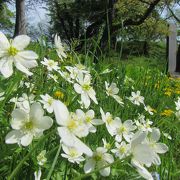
[[0, 2, 14, 32]]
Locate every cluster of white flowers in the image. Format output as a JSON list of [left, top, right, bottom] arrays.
[[1, 32, 172, 179]]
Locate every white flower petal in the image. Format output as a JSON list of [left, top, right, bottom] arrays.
[[150, 128, 160, 142], [131, 131, 147, 149], [104, 153, 114, 163], [73, 136, 93, 156], [99, 167, 110, 177], [81, 93, 90, 109], [11, 109, 28, 129], [12, 35, 30, 50], [84, 159, 96, 173], [18, 51, 38, 60], [88, 88, 98, 104], [74, 83, 83, 94], [14, 61, 33, 76], [5, 130, 23, 144], [0, 31, 10, 50], [155, 143, 168, 154], [0, 58, 13, 78], [91, 119, 104, 125], [20, 133, 33, 146], [35, 116, 53, 130], [131, 159, 153, 180], [58, 127, 76, 146], [53, 100, 69, 126], [133, 144, 154, 164], [16, 55, 38, 68], [30, 103, 44, 121]]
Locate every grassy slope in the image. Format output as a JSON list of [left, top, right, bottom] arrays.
[[0, 42, 180, 179]]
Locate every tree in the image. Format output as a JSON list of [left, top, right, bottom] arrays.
[[47, 0, 172, 52], [14, 0, 26, 36]]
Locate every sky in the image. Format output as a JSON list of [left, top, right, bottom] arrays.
[[8, 1, 48, 27]]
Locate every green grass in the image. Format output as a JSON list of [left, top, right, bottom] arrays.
[[0, 42, 180, 180]]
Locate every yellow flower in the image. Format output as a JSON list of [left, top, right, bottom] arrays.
[[175, 90, 180, 95], [164, 91, 172, 96], [164, 88, 172, 96], [54, 90, 64, 99], [160, 109, 174, 117]]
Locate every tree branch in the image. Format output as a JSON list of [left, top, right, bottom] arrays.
[[167, 5, 180, 23], [112, 0, 161, 33]]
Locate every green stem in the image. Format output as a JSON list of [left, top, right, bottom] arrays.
[[8, 129, 55, 180], [46, 143, 62, 180]]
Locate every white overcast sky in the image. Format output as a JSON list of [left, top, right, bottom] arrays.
[[8, 2, 48, 27]]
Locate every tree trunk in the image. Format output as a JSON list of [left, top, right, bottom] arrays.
[[14, 0, 26, 37], [176, 44, 180, 72]]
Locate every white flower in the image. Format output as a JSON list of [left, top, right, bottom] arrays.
[[102, 138, 111, 151], [144, 105, 154, 115], [54, 34, 67, 61], [37, 150, 47, 166], [74, 73, 98, 109], [66, 65, 89, 80], [53, 100, 92, 156], [113, 119, 136, 142], [162, 132, 172, 140], [131, 159, 153, 180], [129, 91, 144, 106], [75, 109, 103, 133], [39, 94, 54, 113], [84, 147, 114, 177], [175, 97, 180, 111], [130, 131, 155, 165], [111, 141, 130, 159], [48, 73, 58, 82], [0, 92, 5, 101], [34, 169, 42, 180], [10, 93, 35, 112], [146, 128, 168, 166], [59, 70, 73, 83], [5, 102, 53, 146], [105, 81, 124, 106], [61, 144, 85, 164], [100, 108, 117, 136], [41, 58, 59, 71], [135, 115, 153, 132], [0, 32, 38, 78]]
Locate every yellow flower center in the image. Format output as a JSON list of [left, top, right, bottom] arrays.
[[47, 98, 53, 105], [119, 147, 126, 154], [82, 84, 91, 91], [48, 60, 55, 67], [67, 119, 77, 131], [107, 88, 113, 95], [118, 126, 127, 133], [8, 46, 18, 56], [69, 149, 78, 157], [24, 121, 34, 131], [106, 115, 113, 124], [105, 143, 111, 150], [85, 116, 91, 123], [93, 152, 103, 161]]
